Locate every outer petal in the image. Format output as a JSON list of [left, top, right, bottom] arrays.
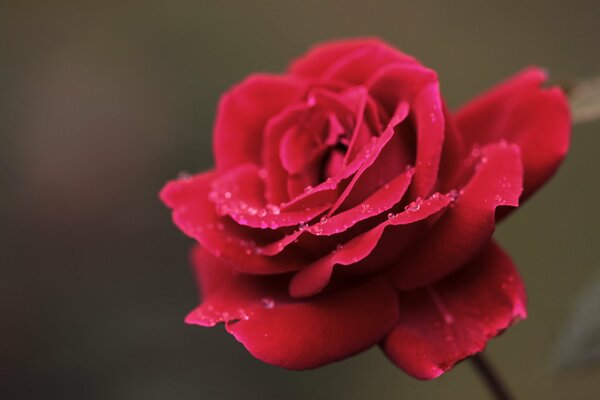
[[160, 172, 302, 274], [214, 74, 306, 172], [289, 37, 415, 80], [186, 250, 400, 370], [389, 141, 523, 290], [455, 67, 571, 201], [382, 241, 527, 380]]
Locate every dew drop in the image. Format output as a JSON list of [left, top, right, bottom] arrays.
[[261, 298, 275, 309], [266, 204, 281, 215], [238, 308, 250, 321]]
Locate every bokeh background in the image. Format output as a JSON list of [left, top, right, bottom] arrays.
[[2, 1, 600, 399]]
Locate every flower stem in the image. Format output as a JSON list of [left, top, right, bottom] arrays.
[[471, 353, 515, 400]]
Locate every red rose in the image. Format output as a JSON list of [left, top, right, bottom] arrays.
[[160, 38, 570, 379]]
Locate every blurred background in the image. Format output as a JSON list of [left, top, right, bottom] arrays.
[[2, 1, 600, 399]]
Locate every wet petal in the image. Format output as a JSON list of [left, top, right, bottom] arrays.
[[389, 141, 523, 290], [258, 167, 414, 257], [160, 172, 301, 274], [185, 256, 400, 370], [382, 241, 526, 379], [211, 164, 331, 229], [290, 193, 453, 298]]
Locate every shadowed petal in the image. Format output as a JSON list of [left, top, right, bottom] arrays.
[[389, 141, 523, 290]]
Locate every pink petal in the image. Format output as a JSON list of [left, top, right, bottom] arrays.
[[214, 74, 305, 172], [388, 141, 523, 290], [382, 241, 527, 380], [455, 67, 571, 202], [186, 253, 400, 369]]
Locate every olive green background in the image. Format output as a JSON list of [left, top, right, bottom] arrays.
[[2, 1, 599, 399]]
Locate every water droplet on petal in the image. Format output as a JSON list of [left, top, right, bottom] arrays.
[[261, 298, 275, 309], [266, 204, 281, 215]]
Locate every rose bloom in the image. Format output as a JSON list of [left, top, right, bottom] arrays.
[[160, 38, 570, 379]]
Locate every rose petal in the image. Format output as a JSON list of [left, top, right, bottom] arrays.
[[338, 122, 414, 211], [257, 166, 415, 257], [211, 164, 331, 229], [368, 64, 444, 198], [322, 44, 417, 85], [455, 67, 571, 201], [438, 104, 468, 192], [214, 74, 305, 172], [276, 100, 409, 216], [190, 245, 234, 298], [160, 172, 301, 274], [289, 193, 453, 298], [382, 241, 527, 380], [389, 141, 523, 290], [185, 253, 400, 369], [326, 101, 410, 216], [289, 37, 415, 80], [263, 103, 310, 204]]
